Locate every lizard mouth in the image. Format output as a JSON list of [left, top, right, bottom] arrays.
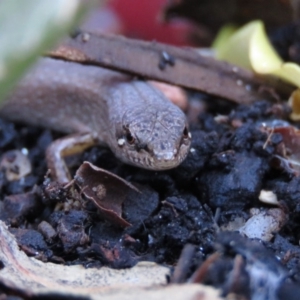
[[123, 142, 191, 170]]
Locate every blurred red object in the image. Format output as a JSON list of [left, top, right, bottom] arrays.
[[83, 0, 196, 46]]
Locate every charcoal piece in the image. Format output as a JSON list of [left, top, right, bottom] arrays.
[[9, 228, 52, 260], [266, 176, 300, 210], [56, 210, 89, 253], [270, 22, 300, 64], [123, 184, 159, 226], [89, 222, 124, 244], [127, 169, 177, 197], [145, 193, 215, 264], [5, 175, 39, 195], [217, 232, 288, 300], [172, 130, 218, 182], [42, 179, 68, 205], [84, 241, 138, 269], [83, 223, 138, 268], [0, 188, 42, 225], [229, 101, 272, 122], [277, 282, 300, 300], [0, 118, 17, 148], [82, 146, 119, 170], [267, 235, 300, 280], [229, 124, 268, 152], [197, 151, 269, 209], [198, 112, 229, 135]]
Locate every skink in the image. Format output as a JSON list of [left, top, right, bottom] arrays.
[[0, 58, 191, 182]]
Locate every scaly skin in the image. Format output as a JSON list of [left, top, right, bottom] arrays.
[[0, 58, 191, 180]]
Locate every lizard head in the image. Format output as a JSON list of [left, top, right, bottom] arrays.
[[114, 102, 191, 170]]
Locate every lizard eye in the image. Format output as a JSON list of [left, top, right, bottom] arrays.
[[122, 125, 135, 145], [125, 130, 135, 144]]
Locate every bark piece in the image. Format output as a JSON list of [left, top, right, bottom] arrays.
[[0, 221, 173, 298], [0, 221, 222, 299], [49, 32, 294, 104]]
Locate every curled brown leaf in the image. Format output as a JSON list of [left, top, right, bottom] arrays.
[[74, 161, 140, 227]]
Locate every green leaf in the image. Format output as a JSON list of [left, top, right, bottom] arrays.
[[212, 23, 237, 50], [0, 0, 94, 102], [215, 20, 300, 88]]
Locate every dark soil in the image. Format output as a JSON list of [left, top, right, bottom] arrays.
[[270, 21, 300, 64], [1, 93, 300, 299]]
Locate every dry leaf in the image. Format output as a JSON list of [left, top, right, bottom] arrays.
[[75, 161, 140, 227]]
